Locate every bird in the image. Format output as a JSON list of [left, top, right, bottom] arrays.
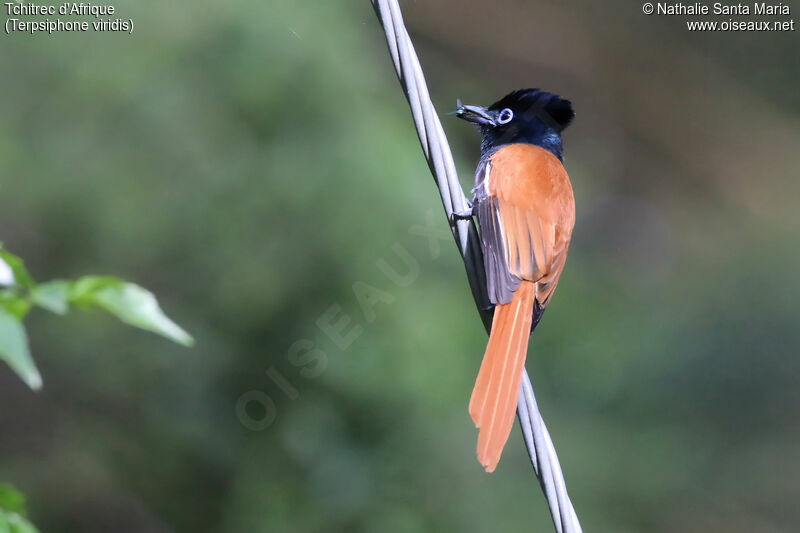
[[454, 89, 576, 472]]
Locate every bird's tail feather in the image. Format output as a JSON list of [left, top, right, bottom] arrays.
[[469, 280, 535, 472]]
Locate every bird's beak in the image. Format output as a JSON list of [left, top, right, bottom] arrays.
[[455, 99, 496, 127]]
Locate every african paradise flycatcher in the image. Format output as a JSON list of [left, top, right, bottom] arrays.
[[454, 89, 576, 472]]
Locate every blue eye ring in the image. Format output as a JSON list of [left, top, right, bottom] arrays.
[[497, 108, 514, 124]]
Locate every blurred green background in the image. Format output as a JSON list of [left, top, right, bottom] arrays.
[[2, 0, 800, 531]]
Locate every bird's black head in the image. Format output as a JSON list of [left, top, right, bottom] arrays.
[[455, 89, 574, 160]]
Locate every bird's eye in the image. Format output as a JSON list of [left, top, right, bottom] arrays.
[[497, 108, 514, 124]]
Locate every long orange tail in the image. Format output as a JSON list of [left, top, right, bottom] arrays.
[[469, 280, 536, 472]]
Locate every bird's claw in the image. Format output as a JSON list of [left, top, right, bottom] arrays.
[[450, 205, 474, 224]]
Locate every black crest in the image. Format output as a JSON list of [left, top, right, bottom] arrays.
[[488, 89, 574, 132]]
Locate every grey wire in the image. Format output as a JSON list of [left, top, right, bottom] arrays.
[[369, 1, 582, 531]]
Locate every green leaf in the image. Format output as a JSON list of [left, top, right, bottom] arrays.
[[72, 277, 194, 347], [29, 281, 70, 315], [67, 276, 119, 310], [0, 485, 38, 533], [0, 512, 38, 533], [0, 485, 26, 515], [0, 246, 35, 289], [0, 310, 42, 390], [0, 293, 31, 321]]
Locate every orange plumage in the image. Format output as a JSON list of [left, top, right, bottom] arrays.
[[470, 144, 575, 472]]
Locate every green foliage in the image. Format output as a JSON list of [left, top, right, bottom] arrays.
[[0, 243, 192, 390], [0, 485, 38, 533], [0, 310, 38, 391]]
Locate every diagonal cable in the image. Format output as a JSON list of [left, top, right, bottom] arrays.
[[369, 1, 582, 531]]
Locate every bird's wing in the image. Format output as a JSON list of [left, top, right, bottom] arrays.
[[475, 143, 575, 307]]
